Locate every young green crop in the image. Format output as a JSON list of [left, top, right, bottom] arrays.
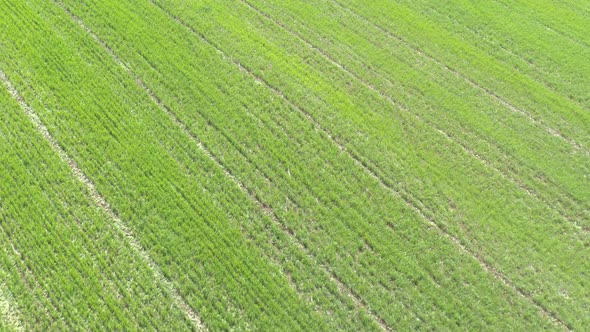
[[0, 79, 192, 330], [141, 0, 589, 328], [0, 1, 375, 330], [49, 0, 586, 329], [0, 0, 587, 330], [394, 0, 590, 109]]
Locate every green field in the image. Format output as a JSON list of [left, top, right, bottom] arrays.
[[0, 0, 588, 330]]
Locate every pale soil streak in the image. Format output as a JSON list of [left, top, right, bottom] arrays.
[[0, 224, 58, 329], [0, 203, 23, 330], [0, 68, 206, 332], [56, 2, 389, 330], [239, 0, 589, 230], [152, 2, 570, 330], [0, 282, 23, 331], [332, 0, 588, 156]]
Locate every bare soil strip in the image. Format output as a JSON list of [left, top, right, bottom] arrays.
[[0, 68, 207, 332], [0, 284, 24, 331], [0, 278, 23, 331]]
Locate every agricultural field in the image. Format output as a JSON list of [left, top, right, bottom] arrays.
[[0, 0, 588, 330]]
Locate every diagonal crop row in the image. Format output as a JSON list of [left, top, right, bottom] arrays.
[[493, 0, 590, 49], [238, 0, 588, 231], [54, 0, 578, 329], [331, 0, 589, 153], [181, 0, 590, 228], [0, 78, 195, 330], [145, 1, 561, 328], [0, 221, 63, 329], [414, 2, 586, 107], [318, 0, 590, 218], [157, 10, 569, 328], [155, 0, 588, 326], [0, 69, 206, 332], [164, 136, 388, 331], [146, 0, 588, 326], [239, 2, 580, 230], [401, 0, 590, 110], [182, 0, 590, 228], [0, 228, 59, 330], [54, 6, 385, 327], [61, 1, 410, 328], [6, 0, 586, 329], [333, 0, 590, 150], [1, 1, 341, 330]]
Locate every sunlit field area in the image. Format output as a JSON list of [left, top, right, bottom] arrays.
[[0, 0, 588, 330]]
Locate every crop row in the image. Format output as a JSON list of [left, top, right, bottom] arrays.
[[53, 0, 577, 329], [238, 0, 589, 229], [2, 0, 586, 329], [144, 0, 589, 328], [394, 0, 590, 110], [0, 81, 192, 330], [0, 0, 535, 330], [0, 2, 348, 330], [339, 0, 590, 146], [495, 0, 590, 49], [237, 0, 589, 217]]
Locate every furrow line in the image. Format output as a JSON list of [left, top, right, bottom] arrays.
[[429, 126, 586, 232], [239, 0, 587, 228], [492, 0, 590, 50], [332, 0, 588, 155], [169, 144, 392, 331], [0, 282, 23, 332], [0, 229, 24, 332], [541, 25, 590, 50], [201, 58, 422, 326], [151, 3, 570, 329], [0, 68, 207, 332], [57, 2, 389, 330], [147, 2, 391, 330], [185, 121, 392, 331], [347, 150, 571, 331], [423, 3, 586, 110], [0, 223, 60, 329]]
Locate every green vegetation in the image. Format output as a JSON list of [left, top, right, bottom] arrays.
[[0, 0, 587, 330], [0, 78, 192, 330]]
